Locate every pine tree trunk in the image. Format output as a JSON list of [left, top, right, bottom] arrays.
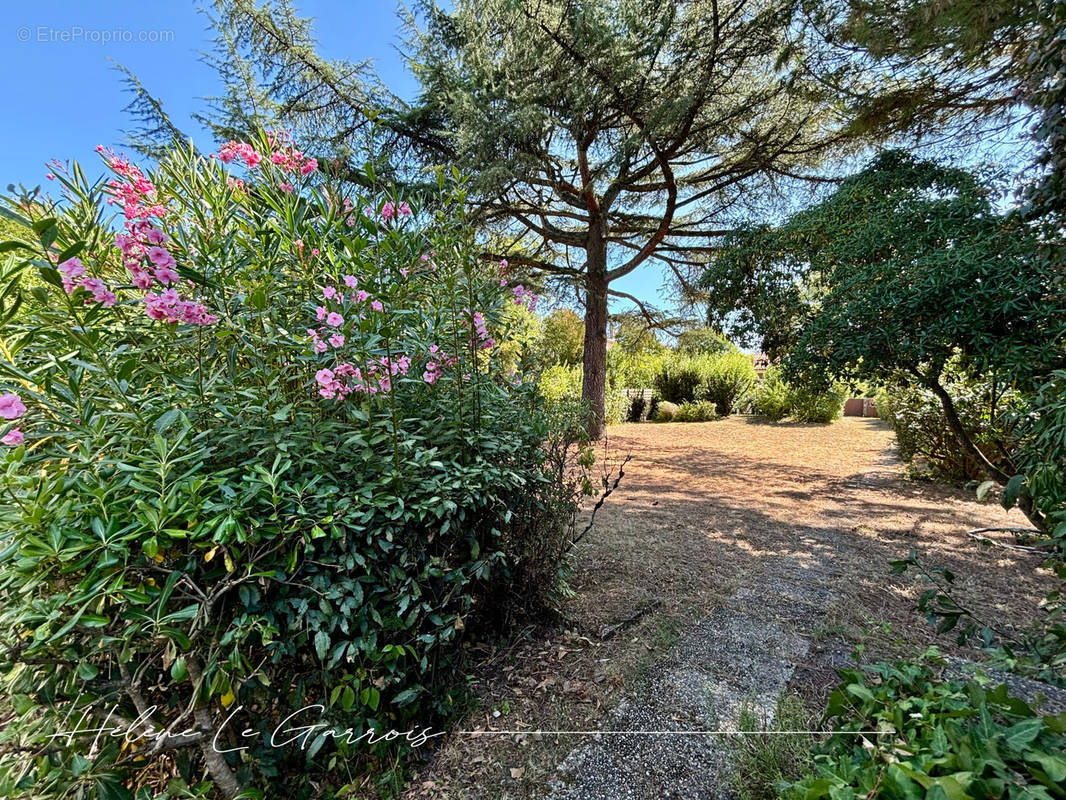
[[582, 230, 609, 439]]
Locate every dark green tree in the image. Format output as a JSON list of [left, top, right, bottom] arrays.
[[121, 0, 1034, 436], [401, 0, 923, 436], [705, 151, 1066, 527]]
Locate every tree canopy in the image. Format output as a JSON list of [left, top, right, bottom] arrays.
[[704, 150, 1066, 524]]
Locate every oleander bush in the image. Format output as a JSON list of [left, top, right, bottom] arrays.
[[651, 349, 753, 416], [653, 353, 711, 405], [702, 351, 756, 416], [0, 134, 591, 800]]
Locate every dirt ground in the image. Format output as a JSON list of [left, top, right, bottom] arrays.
[[399, 417, 1057, 799]]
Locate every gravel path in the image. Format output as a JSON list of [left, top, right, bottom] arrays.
[[404, 417, 1056, 799]]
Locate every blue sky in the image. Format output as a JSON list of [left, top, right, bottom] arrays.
[[1, 2, 417, 190]]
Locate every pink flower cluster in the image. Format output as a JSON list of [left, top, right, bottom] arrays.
[[0, 392, 26, 446], [367, 199, 412, 223], [99, 148, 218, 326], [144, 289, 218, 325], [218, 141, 263, 169], [471, 311, 495, 350], [262, 131, 318, 177], [314, 354, 412, 399], [512, 284, 539, 312], [422, 344, 458, 385], [98, 147, 166, 221], [58, 257, 117, 307]]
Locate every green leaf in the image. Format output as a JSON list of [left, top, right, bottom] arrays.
[[1025, 749, 1066, 782], [1000, 475, 1025, 510], [171, 657, 188, 682], [11, 694, 34, 715], [314, 630, 330, 660], [0, 240, 33, 255], [1001, 718, 1043, 751]]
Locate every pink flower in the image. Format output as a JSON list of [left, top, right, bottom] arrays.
[[154, 265, 180, 285], [397, 201, 411, 217], [329, 333, 345, 348], [315, 306, 327, 321], [343, 274, 358, 288], [131, 270, 153, 290], [2, 429, 23, 446], [325, 312, 344, 327], [58, 257, 86, 280], [241, 147, 262, 169], [500, 259, 509, 268], [313, 340, 328, 354], [147, 246, 176, 268], [0, 393, 26, 420], [279, 182, 294, 194], [322, 286, 337, 300], [300, 158, 318, 176], [355, 290, 369, 303], [370, 300, 383, 312], [145, 228, 167, 245], [380, 201, 395, 221]]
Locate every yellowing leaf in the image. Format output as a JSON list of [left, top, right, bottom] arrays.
[[220, 690, 235, 708], [204, 546, 218, 563]]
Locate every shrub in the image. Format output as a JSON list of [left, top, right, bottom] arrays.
[[876, 370, 1016, 480], [538, 364, 627, 426], [653, 353, 709, 404], [1018, 371, 1066, 543], [0, 137, 589, 799], [654, 401, 680, 421], [702, 351, 756, 416], [675, 400, 719, 422], [785, 659, 1066, 800], [539, 363, 583, 404], [788, 384, 846, 423], [752, 366, 792, 421], [609, 347, 664, 390]]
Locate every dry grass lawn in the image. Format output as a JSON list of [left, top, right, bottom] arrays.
[[399, 416, 1057, 799]]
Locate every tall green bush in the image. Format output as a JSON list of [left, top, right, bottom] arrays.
[[752, 366, 792, 421], [702, 351, 756, 416], [0, 136, 588, 800], [653, 352, 711, 404], [788, 383, 846, 424]]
